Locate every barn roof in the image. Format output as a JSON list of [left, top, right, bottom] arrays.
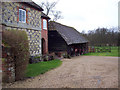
[[48, 21, 89, 45]]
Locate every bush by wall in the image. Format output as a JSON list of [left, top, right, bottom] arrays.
[[2, 30, 30, 81], [29, 54, 55, 64]]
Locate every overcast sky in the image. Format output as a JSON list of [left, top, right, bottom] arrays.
[[32, 0, 119, 33]]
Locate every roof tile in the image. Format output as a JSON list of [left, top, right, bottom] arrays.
[[48, 21, 89, 45]]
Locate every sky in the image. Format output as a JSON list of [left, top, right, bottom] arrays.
[[32, 0, 119, 33]]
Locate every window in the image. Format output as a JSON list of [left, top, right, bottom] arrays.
[[19, 9, 26, 23], [43, 19, 47, 30]]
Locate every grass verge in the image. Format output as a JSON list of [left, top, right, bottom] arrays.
[[84, 46, 118, 57], [26, 59, 62, 77]]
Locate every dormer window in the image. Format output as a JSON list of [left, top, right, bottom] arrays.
[[43, 19, 47, 30], [19, 9, 26, 23]]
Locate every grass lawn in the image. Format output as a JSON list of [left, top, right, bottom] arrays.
[[26, 59, 62, 77], [84, 46, 119, 57]]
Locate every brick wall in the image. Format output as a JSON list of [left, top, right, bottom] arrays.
[[2, 47, 15, 83], [41, 18, 48, 54]]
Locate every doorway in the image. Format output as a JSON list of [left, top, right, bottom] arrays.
[[41, 38, 46, 54]]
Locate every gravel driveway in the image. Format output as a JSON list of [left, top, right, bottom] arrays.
[[3, 56, 118, 88]]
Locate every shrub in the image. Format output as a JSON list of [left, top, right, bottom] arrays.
[[29, 54, 55, 64], [2, 30, 30, 81], [41, 54, 55, 61], [29, 55, 42, 64]]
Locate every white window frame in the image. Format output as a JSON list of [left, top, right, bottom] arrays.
[[19, 9, 26, 23], [43, 19, 47, 30]]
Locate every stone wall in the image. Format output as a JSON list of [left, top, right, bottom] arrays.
[[3, 26, 41, 56], [26, 29, 41, 56], [2, 2, 41, 29], [1, 2, 42, 56]]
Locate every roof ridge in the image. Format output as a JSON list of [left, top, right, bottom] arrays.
[[50, 21, 76, 30], [49, 21, 88, 44]]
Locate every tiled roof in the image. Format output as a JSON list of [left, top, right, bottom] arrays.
[[41, 12, 50, 19], [48, 21, 89, 45], [25, 2, 43, 11]]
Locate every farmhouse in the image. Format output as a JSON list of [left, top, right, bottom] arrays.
[[48, 21, 89, 57], [1, 2, 49, 56]]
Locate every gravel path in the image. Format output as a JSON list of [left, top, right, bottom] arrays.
[[3, 56, 118, 88]]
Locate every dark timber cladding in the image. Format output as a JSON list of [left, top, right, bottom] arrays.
[[48, 21, 89, 56], [48, 30, 68, 52]]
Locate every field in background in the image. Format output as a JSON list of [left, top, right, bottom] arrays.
[[84, 46, 118, 57]]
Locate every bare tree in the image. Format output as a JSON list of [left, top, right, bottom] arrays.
[[40, 0, 63, 21], [51, 10, 63, 21], [81, 27, 119, 46]]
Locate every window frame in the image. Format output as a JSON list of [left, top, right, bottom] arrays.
[[19, 9, 26, 23], [43, 19, 47, 30]]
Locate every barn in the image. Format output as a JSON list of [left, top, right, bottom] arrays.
[[48, 21, 89, 57]]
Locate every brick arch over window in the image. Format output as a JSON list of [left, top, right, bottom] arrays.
[[41, 38, 46, 55], [17, 6, 28, 23]]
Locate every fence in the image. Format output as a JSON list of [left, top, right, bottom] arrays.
[[88, 46, 111, 53]]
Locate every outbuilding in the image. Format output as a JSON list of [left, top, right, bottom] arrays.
[[48, 21, 89, 57]]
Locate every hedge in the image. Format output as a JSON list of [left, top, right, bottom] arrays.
[[2, 30, 30, 81]]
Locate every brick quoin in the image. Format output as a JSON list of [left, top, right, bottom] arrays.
[[2, 47, 15, 83], [41, 18, 48, 54]]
